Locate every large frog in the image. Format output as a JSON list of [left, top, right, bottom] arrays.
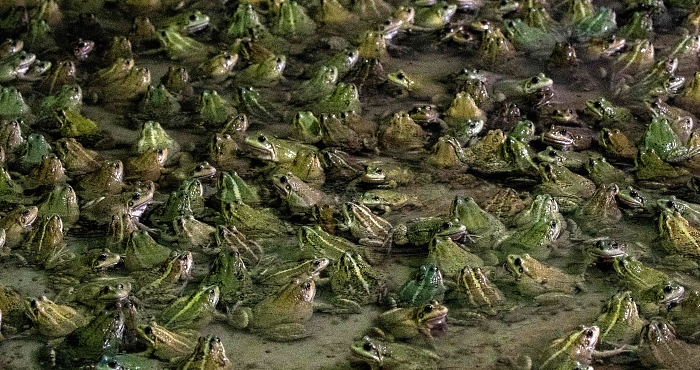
[[638, 319, 700, 370], [447, 265, 504, 316], [574, 183, 622, 233], [491, 73, 553, 103], [593, 291, 646, 348], [158, 284, 222, 330], [0, 205, 38, 248], [24, 295, 88, 337], [426, 235, 483, 277], [351, 336, 440, 370], [175, 335, 233, 370], [526, 326, 599, 370], [375, 300, 449, 344], [534, 162, 596, 212], [504, 254, 582, 304], [319, 251, 384, 314], [228, 276, 316, 341]]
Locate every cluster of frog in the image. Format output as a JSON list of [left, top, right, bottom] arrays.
[[3, 0, 700, 368]]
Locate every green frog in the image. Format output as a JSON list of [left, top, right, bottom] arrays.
[[476, 27, 516, 66], [657, 200, 700, 257], [103, 36, 133, 65], [354, 160, 416, 189], [504, 254, 582, 303], [124, 229, 172, 271], [583, 96, 636, 128], [320, 251, 384, 314], [594, 291, 646, 348], [491, 73, 553, 103], [426, 135, 466, 168], [298, 225, 361, 261], [58, 277, 131, 311], [359, 189, 421, 214], [580, 34, 625, 61], [158, 284, 221, 330], [134, 251, 193, 308], [618, 11, 653, 40], [272, 172, 324, 214], [611, 38, 655, 78], [291, 111, 322, 144], [529, 326, 599, 370], [37, 84, 82, 120], [23, 214, 69, 269], [0, 205, 38, 248], [426, 235, 483, 277], [414, 2, 457, 30], [575, 183, 622, 233], [197, 90, 237, 126], [351, 336, 440, 370], [136, 321, 196, 361], [77, 160, 125, 198], [161, 10, 210, 35], [584, 156, 632, 186], [387, 69, 446, 101], [134, 120, 178, 154], [272, 0, 317, 36], [217, 171, 260, 205], [483, 188, 532, 222], [225, 3, 266, 38], [444, 92, 487, 127], [292, 66, 338, 105], [255, 257, 328, 287], [138, 84, 181, 119], [599, 128, 637, 160], [638, 319, 700, 370], [95, 354, 167, 370], [612, 257, 685, 313], [375, 300, 449, 343], [339, 202, 393, 248], [675, 71, 700, 115], [393, 216, 468, 248], [24, 295, 88, 337], [161, 65, 192, 98], [641, 116, 689, 162], [236, 55, 286, 87], [157, 28, 211, 62], [124, 148, 168, 182], [451, 195, 506, 250], [534, 162, 596, 212], [55, 309, 125, 366], [378, 111, 426, 152], [173, 215, 216, 249], [536, 146, 591, 172], [540, 125, 595, 151], [175, 335, 233, 370], [228, 276, 316, 341], [220, 200, 289, 237], [447, 265, 504, 315], [243, 132, 314, 164], [201, 247, 252, 304], [55, 137, 100, 176], [396, 264, 446, 307], [315, 82, 361, 115], [19, 132, 52, 173]]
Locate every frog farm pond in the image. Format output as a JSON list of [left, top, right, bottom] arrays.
[[4, 0, 700, 369]]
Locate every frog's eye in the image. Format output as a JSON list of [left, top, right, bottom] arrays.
[[280, 176, 288, 184], [513, 257, 522, 266], [161, 30, 167, 37], [530, 76, 540, 84], [101, 285, 111, 294], [286, 185, 292, 191], [97, 253, 108, 261], [363, 341, 374, 351], [594, 101, 603, 108], [396, 72, 405, 80], [550, 220, 557, 229], [143, 326, 153, 335], [423, 304, 434, 313], [375, 168, 383, 174], [108, 359, 119, 369], [21, 208, 30, 216], [585, 329, 594, 337], [441, 221, 452, 230], [304, 282, 312, 290], [258, 135, 266, 143], [118, 284, 125, 290], [195, 165, 203, 172], [372, 195, 380, 201], [663, 284, 674, 294], [189, 13, 197, 21], [30, 299, 38, 308], [128, 201, 134, 207]]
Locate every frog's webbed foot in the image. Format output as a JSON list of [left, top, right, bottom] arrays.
[[225, 302, 251, 329], [259, 323, 311, 342]]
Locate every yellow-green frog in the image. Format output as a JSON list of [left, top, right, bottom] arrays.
[[175, 335, 233, 370], [228, 276, 316, 341], [447, 266, 504, 315], [527, 325, 599, 370], [638, 319, 700, 370], [378, 111, 427, 152], [25, 295, 88, 337], [157, 27, 211, 63], [534, 162, 596, 212], [593, 291, 646, 348], [504, 254, 582, 303], [375, 300, 449, 344], [0, 205, 38, 248], [236, 55, 286, 87], [426, 235, 483, 277], [158, 284, 222, 330], [351, 336, 440, 370], [339, 202, 393, 248], [133, 251, 193, 308], [136, 321, 196, 361]]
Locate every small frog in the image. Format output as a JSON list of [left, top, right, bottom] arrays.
[[175, 335, 233, 370], [24, 295, 88, 337], [504, 254, 582, 303], [375, 300, 449, 344], [351, 336, 440, 370]]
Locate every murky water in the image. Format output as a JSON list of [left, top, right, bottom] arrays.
[[1, 0, 700, 369]]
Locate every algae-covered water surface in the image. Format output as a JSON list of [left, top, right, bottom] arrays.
[[1, 0, 700, 368]]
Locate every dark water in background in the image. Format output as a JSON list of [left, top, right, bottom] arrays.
[[0, 0, 699, 369]]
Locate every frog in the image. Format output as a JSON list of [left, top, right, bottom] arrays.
[[635, 147, 691, 183], [359, 189, 421, 214], [136, 322, 196, 361], [483, 188, 532, 222], [315, 0, 356, 27], [243, 132, 315, 164], [216, 171, 260, 206], [638, 319, 700, 370], [588, 156, 632, 185], [504, 254, 582, 304], [610, 38, 655, 78], [599, 128, 637, 160], [271, 172, 324, 215], [291, 66, 338, 106], [77, 160, 124, 197], [612, 257, 685, 313], [642, 116, 699, 163], [534, 162, 596, 212], [317, 251, 384, 314], [157, 27, 211, 62], [618, 11, 653, 40], [158, 284, 222, 330], [0, 51, 36, 83], [338, 202, 393, 248], [255, 257, 328, 289], [593, 291, 646, 348], [272, 0, 317, 36], [580, 34, 625, 61], [574, 183, 623, 233], [200, 246, 253, 304], [132, 249, 192, 305], [426, 135, 466, 168], [80, 181, 155, 225], [540, 125, 595, 151], [173, 335, 233, 370], [220, 200, 289, 237], [536, 146, 592, 172], [317, 113, 364, 153], [231, 87, 277, 124], [298, 225, 362, 261], [160, 65, 193, 99], [101, 36, 133, 65], [137, 84, 181, 121], [450, 195, 506, 251], [354, 160, 416, 189], [524, 326, 599, 370], [657, 199, 700, 257], [615, 185, 655, 215], [95, 354, 166, 370], [0, 205, 38, 248], [55, 309, 125, 366], [315, 82, 362, 115], [189, 88, 233, 125], [134, 120, 178, 154], [291, 111, 322, 144], [497, 212, 563, 261], [426, 235, 483, 277], [24, 296, 88, 337], [675, 71, 700, 116], [474, 27, 515, 67], [160, 10, 210, 35], [375, 300, 449, 344], [225, 3, 266, 38], [98, 65, 152, 105], [58, 277, 132, 311], [491, 73, 554, 103], [548, 41, 578, 68], [378, 111, 426, 152], [123, 229, 172, 271], [228, 276, 316, 341], [23, 214, 69, 268], [414, 2, 457, 30], [0, 38, 22, 60], [236, 55, 286, 87], [0, 87, 32, 121], [444, 92, 487, 127], [51, 109, 98, 139], [124, 148, 167, 182], [387, 69, 446, 101], [395, 264, 446, 307], [173, 215, 216, 249], [0, 166, 22, 202], [0, 119, 24, 158], [461, 130, 512, 175], [351, 336, 440, 370], [37, 84, 82, 120], [393, 216, 468, 248], [447, 265, 504, 315]]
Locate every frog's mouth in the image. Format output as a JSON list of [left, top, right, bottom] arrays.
[[542, 130, 574, 147], [424, 313, 448, 335]]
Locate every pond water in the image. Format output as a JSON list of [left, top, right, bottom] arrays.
[[0, 0, 700, 369]]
